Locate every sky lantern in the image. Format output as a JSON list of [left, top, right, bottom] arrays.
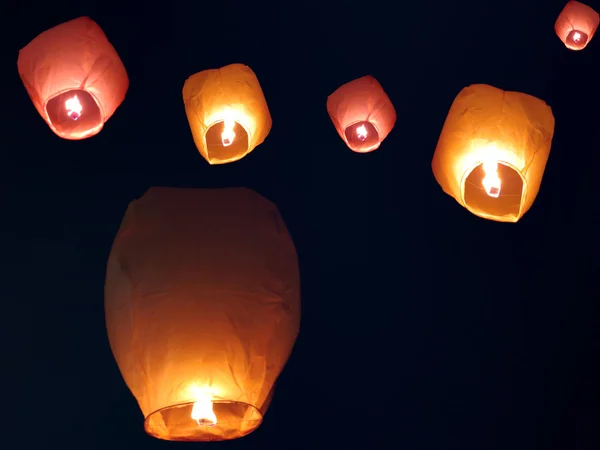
[[182, 64, 272, 165], [105, 187, 300, 442], [17, 17, 129, 140], [555, 1, 599, 50], [431, 84, 555, 223], [326, 75, 396, 153]]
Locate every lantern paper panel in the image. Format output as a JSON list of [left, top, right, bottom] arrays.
[[555, 1, 599, 50], [182, 64, 272, 165], [431, 84, 555, 223], [326, 75, 396, 153], [17, 17, 129, 140], [105, 187, 300, 442]]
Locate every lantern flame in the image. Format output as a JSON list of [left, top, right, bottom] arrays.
[[65, 95, 82, 120], [482, 160, 501, 198], [221, 117, 236, 147], [191, 393, 217, 427], [573, 31, 581, 42], [356, 124, 368, 141]]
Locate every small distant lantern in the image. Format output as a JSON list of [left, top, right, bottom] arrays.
[[17, 17, 129, 140], [555, 1, 599, 50], [326, 75, 396, 153], [105, 187, 300, 442], [431, 84, 555, 223], [182, 64, 272, 165]]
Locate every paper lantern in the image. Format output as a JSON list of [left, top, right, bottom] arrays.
[[326, 75, 396, 153], [432, 84, 555, 223], [182, 64, 272, 165], [105, 187, 300, 442], [555, 1, 599, 50], [17, 17, 129, 140]]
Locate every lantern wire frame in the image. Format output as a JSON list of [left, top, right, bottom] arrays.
[[144, 400, 263, 442], [203, 118, 251, 163], [461, 160, 528, 220]]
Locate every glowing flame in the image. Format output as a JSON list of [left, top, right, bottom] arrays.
[[221, 117, 236, 147], [356, 124, 368, 141], [191, 392, 217, 426], [573, 31, 581, 42], [482, 160, 501, 198], [65, 95, 82, 120]]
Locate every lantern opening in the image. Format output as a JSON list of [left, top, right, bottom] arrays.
[[205, 120, 249, 163], [45, 89, 102, 138], [144, 400, 263, 442], [566, 29, 589, 49], [463, 161, 524, 219], [343, 121, 380, 153]]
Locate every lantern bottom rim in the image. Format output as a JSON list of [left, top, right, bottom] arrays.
[[461, 160, 526, 222], [144, 400, 263, 442], [343, 120, 381, 153], [203, 119, 251, 164], [44, 88, 103, 140]]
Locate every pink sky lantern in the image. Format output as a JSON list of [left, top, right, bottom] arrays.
[[555, 1, 599, 50], [18, 17, 129, 140], [327, 76, 396, 153]]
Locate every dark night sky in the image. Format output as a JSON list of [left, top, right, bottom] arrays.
[[3, 0, 600, 449]]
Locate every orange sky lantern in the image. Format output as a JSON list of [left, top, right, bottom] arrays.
[[432, 84, 555, 223], [327, 75, 396, 153], [183, 64, 272, 165], [555, 1, 599, 50], [105, 187, 300, 442], [17, 17, 129, 140]]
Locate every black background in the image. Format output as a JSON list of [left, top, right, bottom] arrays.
[[3, 0, 600, 449]]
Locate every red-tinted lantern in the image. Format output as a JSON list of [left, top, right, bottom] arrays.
[[555, 1, 599, 50], [18, 17, 129, 140], [327, 76, 396, 153]]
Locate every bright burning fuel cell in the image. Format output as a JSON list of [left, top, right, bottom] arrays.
[[221, 117, 236, 147], [191, 398, 217, 426], [482, 160, 502, 198], [65, 95, 82, 120], [356, 124, 368, 141]]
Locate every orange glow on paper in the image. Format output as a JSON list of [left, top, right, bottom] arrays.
[[183, 64, 271, 164], [105, 188, 300, 442], [432, 84, 555, 223]]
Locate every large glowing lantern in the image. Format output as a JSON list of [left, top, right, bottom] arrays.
[[555, 1, 599, 50], [326, 75, 396, 153], [17, 17, 129, 140], [431, 84, 555, 223], [182, 64, 272, 164], [105, 187, 300, 442]]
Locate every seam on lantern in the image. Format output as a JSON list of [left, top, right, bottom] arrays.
[[520, 119, 549, 184], [202, 68, 228, 159], [122, 202, 153, 406], [193, 288, 289, 302], [496, 91, 506, 130], [192, 102, 204, 150], [79, 57, 113, 120]]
